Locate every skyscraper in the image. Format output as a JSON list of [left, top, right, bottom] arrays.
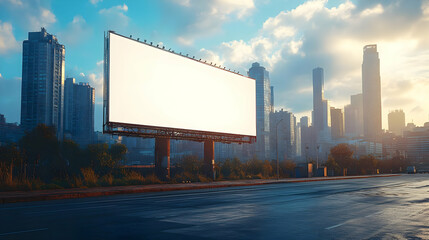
[[248, 62, 271, 160], [362, 44, 382, 141], [21, 28, 65, 138], [63, 78, 95, 146], [388, 109, 405, 136], [344, 93, 363, 137], [270, 86, 274, 113], [270, 109, 296, 161], [330, 107, 344, 139], [312, 67, 324, 133]]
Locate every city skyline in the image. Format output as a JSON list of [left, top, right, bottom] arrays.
[[1, 0, 429, 131]]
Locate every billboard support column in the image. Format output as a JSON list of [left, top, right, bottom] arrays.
[[155, 138, 170, 180], [204, 140, 215, 180]]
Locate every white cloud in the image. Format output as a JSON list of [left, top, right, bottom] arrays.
[[171, 0, 255, 45], [58, 15, 92, 46], [0, 21, 19, 55], [1, 1, 57, 31], [360, 4, 384, 17], [29, 8, 56, 30], [99, 4, 129, 30], [202, 0, 429, 127], [90, 0, 102, 5]]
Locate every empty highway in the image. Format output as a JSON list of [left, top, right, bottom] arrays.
[[1, 174, 429, 239]]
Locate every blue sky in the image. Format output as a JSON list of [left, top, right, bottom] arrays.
[[1, 0, 429, 131]]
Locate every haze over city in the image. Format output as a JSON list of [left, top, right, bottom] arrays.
[[1, 0, 429, 131]]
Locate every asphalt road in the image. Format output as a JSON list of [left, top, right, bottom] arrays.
[[1, 174, 429, 240]]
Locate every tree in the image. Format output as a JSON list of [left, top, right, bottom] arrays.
[[109, 143, 127, 165], [330, 144, 354, 169], [358, 155, 378, 175], [85, 143, 113, 175], [0, 144, 22, 184], [61, 140, 83, 175], [19, 124, 65, 180], [262, 160, 273, 178]]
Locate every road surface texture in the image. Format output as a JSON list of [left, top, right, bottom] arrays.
[[1, 174, 428, 239]]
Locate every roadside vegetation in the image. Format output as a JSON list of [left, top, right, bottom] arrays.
[[0, 125, 409, 192]]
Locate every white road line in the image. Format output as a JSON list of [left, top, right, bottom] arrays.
[[325, 223, 345, 230], [0, 228, 48, 236]]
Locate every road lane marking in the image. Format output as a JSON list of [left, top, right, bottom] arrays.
[[0, 228, 48, 236], [325, 223, 345, 230]]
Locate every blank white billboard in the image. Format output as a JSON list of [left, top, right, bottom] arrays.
[[107, 32, 256, 137]]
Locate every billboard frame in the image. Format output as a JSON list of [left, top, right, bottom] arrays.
[[103, 31, 256, 144]]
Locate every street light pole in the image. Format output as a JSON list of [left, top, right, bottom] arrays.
[[276, 119, 283, 180]]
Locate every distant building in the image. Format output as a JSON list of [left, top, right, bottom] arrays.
[[270, 109, 296, 161], [330, 107, 344, 139], [21, 28, 65, 138], [0, 114, 24, 145], [403, 124, 429, 162], [344, 93, 363, 137], [248, 62, 272, 160], [362, 45, 382, 141], [63, 78, 95, 146], [312, 67, 325, 134], [388, 110, 405, 136]]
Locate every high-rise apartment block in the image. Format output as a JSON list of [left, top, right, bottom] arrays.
[[248, 62, 272, 160], [362, 45, 382, 141], [63, 78, 95, 146], [270, 109, 296, 161], [21, 28, 65, 138], [388, 110, 405, 136]]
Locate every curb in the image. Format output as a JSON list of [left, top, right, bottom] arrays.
[[0, 174, 401, 204]]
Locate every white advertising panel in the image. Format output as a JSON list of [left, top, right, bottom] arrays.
[[108, 32, 256, 136]]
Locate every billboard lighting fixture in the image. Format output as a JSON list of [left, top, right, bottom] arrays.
[[186, 54, 189, 57], [162, 46, 165, 49], [130, 35, 132, 38], [193, 56, 195, 59], [144, 40, 147, 43], [156, 44, 159, 47], [137, 38, 140, 41], [204, 60, 207, 63], [150, 42, 153, 45], [168, 48, 171, 51], [199, 58, 201, 61]]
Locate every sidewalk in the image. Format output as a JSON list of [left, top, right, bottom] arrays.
[[0, 174, 401, 204]]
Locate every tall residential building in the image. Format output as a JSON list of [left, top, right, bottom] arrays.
[[362, 44, 382, 141], [21, 28, 65, 138], [63, 78, 95, 146], [330, 107, 344, 139], [248, 62, 271, 160], [388, 109, 405, 136], [270, 109, 296, 161], [344, 93, 363, 137]]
